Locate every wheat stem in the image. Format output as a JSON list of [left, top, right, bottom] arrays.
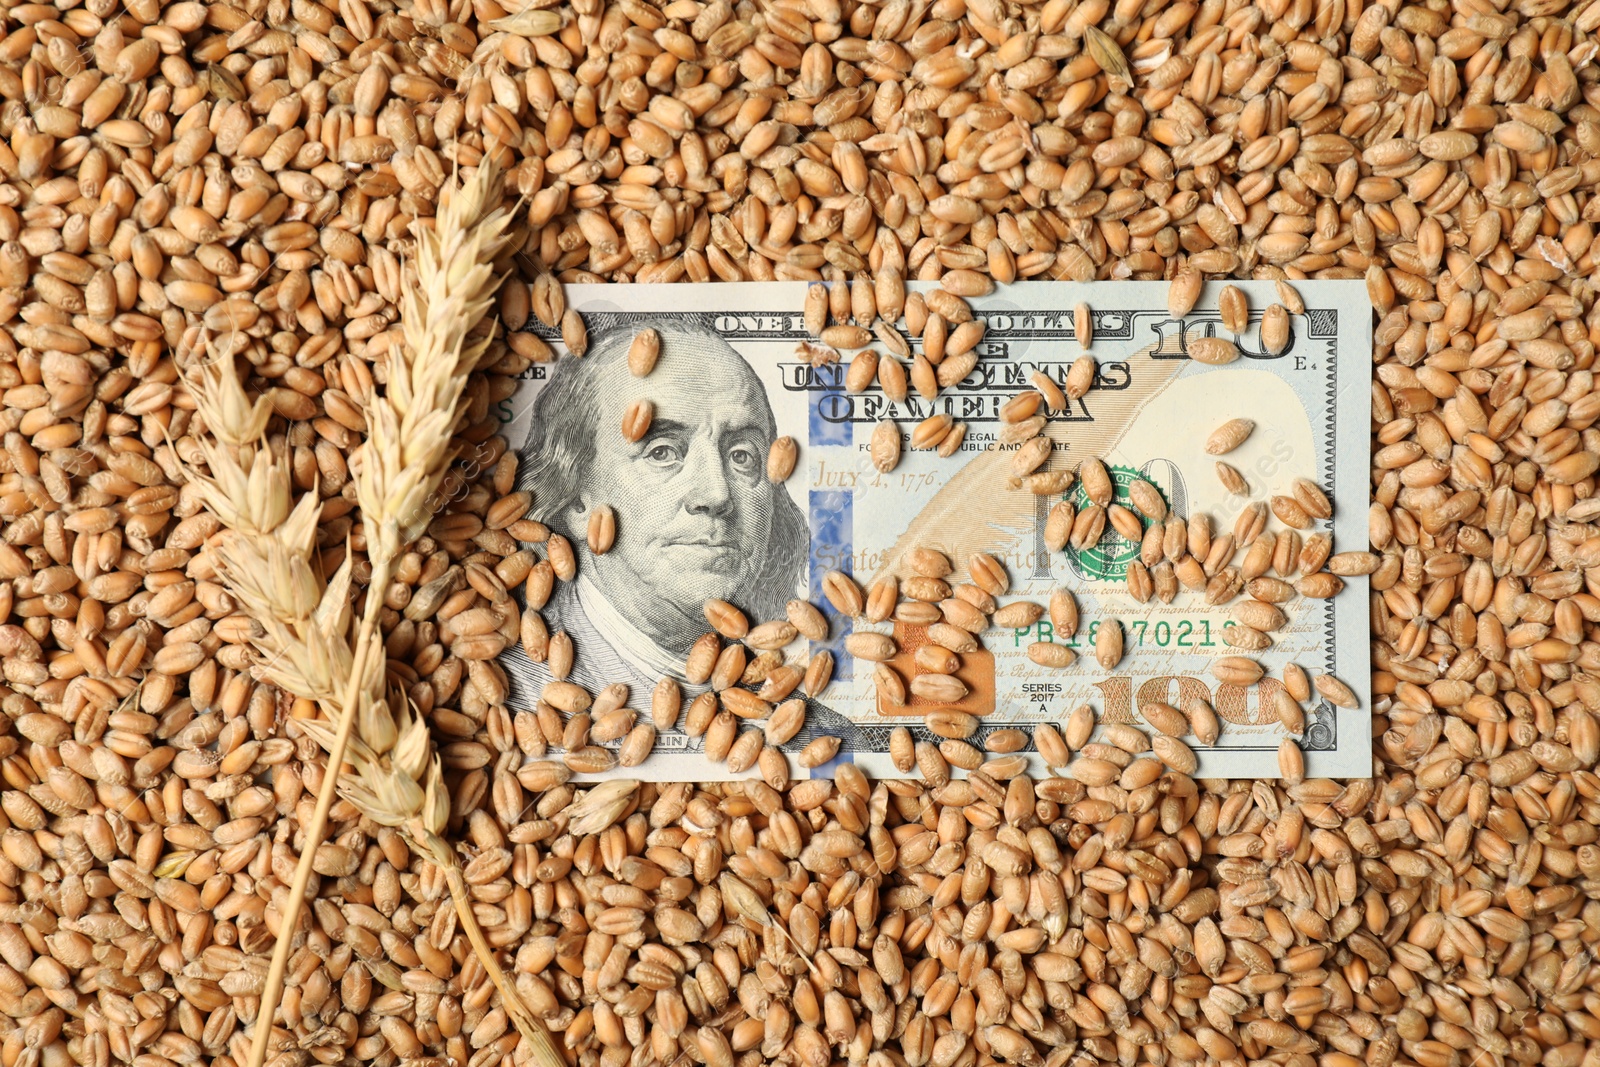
[[428, 834, 570, 1066], [246, 564, 392, 1067]]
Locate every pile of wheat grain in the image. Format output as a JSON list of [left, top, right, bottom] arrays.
[[0, 1, 1598, 1067]]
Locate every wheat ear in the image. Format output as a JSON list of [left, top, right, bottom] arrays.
[[254, 161, 540, 1067], [177, 162, 557, 1067], [182, 351, 369, 1067]]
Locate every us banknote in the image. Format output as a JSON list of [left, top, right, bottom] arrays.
[[497, 280, 1372, 780]]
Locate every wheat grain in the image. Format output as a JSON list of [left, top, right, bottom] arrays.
[[11, 1, 1600, 1065]]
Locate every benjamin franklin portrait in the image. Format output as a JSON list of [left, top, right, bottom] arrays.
[[501, 319, 860, 752]]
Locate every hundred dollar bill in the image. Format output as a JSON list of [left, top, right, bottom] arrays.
[[497, 280, 1371, 780]]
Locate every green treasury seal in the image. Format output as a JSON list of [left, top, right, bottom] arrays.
[[1065, 464, 1169, 581]]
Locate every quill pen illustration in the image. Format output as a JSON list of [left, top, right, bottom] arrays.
[[870, 341, 1189, 585]]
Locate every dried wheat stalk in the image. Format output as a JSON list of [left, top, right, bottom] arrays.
[[180, 162, 562, 1067]]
